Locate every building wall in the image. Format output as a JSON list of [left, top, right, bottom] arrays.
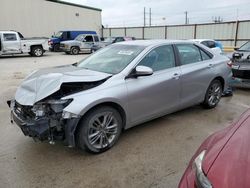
[[103, 20, 250, 47], [0, 0, 102, 37]]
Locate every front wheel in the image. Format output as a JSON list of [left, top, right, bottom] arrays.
[[77, 106, 123, 153], [202, 80, 222, 109]]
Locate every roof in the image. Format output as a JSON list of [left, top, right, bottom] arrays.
[[189, 39, 215, 43], [45, 0, 102, 12], [117, 39, 196, 47]]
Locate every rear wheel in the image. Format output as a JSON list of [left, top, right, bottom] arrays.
[[70, 47, 79, 55], [31, 46, 44, 57], [77, 106, 123, 153], [203, 80, 222, 109]]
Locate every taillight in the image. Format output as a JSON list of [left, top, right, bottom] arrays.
[[227, 61, 232, 68]]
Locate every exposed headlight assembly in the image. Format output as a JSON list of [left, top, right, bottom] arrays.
[[47, 99, 73, 113], [194, 150, 213, 188], [32, 99, 73, 116]]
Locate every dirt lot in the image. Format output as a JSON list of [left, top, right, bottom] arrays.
[[0, 52, 249, 188]]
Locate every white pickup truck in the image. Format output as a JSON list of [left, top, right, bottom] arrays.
[[0, 31, 49, 57]]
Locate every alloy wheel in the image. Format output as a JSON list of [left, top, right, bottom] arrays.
[[207, 82, 222, 106], [87, 112, 118, 149]]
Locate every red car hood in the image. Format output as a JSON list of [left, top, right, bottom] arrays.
[[179, 110, 250, 188], [205, 112, 250, 188]]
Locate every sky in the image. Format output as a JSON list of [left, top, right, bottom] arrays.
[[63, 0, 250, 27]]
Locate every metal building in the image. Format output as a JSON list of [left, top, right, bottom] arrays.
[[0, 0, 102, 37]]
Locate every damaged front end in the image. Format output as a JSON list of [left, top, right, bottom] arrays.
[[7, 65, 112, 147], [8, 98, 80, 147]]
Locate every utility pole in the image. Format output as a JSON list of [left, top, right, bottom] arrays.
[[144, 7, 146, 27], [149, 8, 152, 26], [185, 11, 188, 24]]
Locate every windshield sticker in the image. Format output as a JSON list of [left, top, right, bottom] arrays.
[[118, 51, 134, 55]]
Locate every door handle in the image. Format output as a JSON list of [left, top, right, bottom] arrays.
[[172, 73, 180, 80]]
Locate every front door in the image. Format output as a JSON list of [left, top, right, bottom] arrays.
[[126, 45, 181, 126], [2, 33, 21, 54], [81, 35, 94, 53]]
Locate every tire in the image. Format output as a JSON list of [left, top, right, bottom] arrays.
[[53, 44, 60, 52], [76, 106, 123, 154], [31, 46, 44, 57], [70, 47, 80, 55], [202, 80, 223, 109]]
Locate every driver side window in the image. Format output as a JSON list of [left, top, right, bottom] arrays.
[[138, 45, 176, 72], [84, 35, 94, 42]]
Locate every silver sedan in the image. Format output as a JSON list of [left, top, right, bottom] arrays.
[[8, 40, 232, 153]]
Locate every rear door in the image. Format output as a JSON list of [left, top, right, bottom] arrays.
[[175, 43, 215, 108], [126, 45, 181, 126], [2, 33, 21, 54]]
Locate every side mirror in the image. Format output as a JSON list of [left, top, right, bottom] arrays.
[[128, 66, 153, 78], [234, 47, 239, 51]]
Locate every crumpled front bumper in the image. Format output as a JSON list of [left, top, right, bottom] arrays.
[[8, 100, 50, 141], [8, 100, 80, 147]]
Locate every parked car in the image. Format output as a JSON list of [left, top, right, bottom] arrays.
[[229, 41, 250, 88], [0, 31, 49, 57], [191, 39, 223, 54], [91, 36, 136, 51], [230, 59, 250, 88], [8, 40, 231, 153], [60, 33, 100, 55], [49, 31, 97, 52], [231, 41, 250, 59], [179, 109, 250, 188]]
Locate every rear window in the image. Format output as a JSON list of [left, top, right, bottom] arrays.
[[176, 44, 212, 65], [176, 44, 202, 65]]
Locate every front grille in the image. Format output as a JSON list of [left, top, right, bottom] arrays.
[[232, 69, 250, 79], [14, 101, 35, 120]]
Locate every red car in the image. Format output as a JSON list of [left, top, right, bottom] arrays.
[[179, 109, 250, 188]]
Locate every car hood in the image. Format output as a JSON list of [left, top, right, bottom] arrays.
[[206, 111, 250, 188], [15, 65, 112, 106], [50, 37, 60, 42], [179, 110, 250, 188]]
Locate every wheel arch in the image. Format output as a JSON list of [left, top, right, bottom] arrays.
[[30, 44, 43, 51], [74, 101, 127, 141], [212, 76, 225, 90]]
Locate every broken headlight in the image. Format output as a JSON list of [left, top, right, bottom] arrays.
[[32, 99, 73, 116], [194, 150, 213, 188], [47, 99, 73, 113], [32, 104, 46, 117]]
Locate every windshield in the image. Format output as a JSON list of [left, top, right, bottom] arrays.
[[75, 35, 85, 41], [239, 42, 250, 51], [54, 31, 63, 38], [77, 45, 145, 74]]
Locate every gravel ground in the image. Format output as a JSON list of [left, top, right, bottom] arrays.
[[0, 52, 249, 188]]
